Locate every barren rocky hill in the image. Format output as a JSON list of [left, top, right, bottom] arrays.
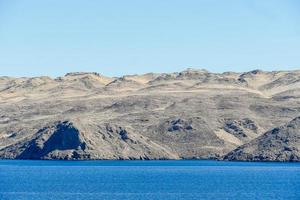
[[1, 68, 300, 161], [224, 116, 300, 161]]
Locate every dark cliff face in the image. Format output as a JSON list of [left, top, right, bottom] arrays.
[[0, 121, 90, 160], [224, 117, 300, 161], [1, 69, 300, 161], [17, 121, 87, 159]]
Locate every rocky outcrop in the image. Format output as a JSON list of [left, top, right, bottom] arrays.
[[0, 121, 90, 160], [166, 119, 193, 132], [223, 118, 259, 141], [224, 117, 300, 161]]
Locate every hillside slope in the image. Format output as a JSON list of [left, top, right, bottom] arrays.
[[1, 69, 300, 160], [224, 117, 300, 161]]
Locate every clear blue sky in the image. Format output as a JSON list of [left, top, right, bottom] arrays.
[[0, 0, 299, 77]]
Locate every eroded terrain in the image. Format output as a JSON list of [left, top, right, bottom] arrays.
[[1, 69, 300, 161]]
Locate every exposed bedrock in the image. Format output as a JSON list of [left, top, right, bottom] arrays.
[[1, 69, 300, 161]]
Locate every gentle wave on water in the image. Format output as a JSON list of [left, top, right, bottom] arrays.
[[1, 160, 300, 200]]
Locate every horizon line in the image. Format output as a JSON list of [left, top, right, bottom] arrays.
[[1, 67, 300, 79]]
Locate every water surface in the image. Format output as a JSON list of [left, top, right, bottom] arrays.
[[0, 160, 300, 200]]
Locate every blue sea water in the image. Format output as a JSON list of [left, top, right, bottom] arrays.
[[0, 160, 300, 200]]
